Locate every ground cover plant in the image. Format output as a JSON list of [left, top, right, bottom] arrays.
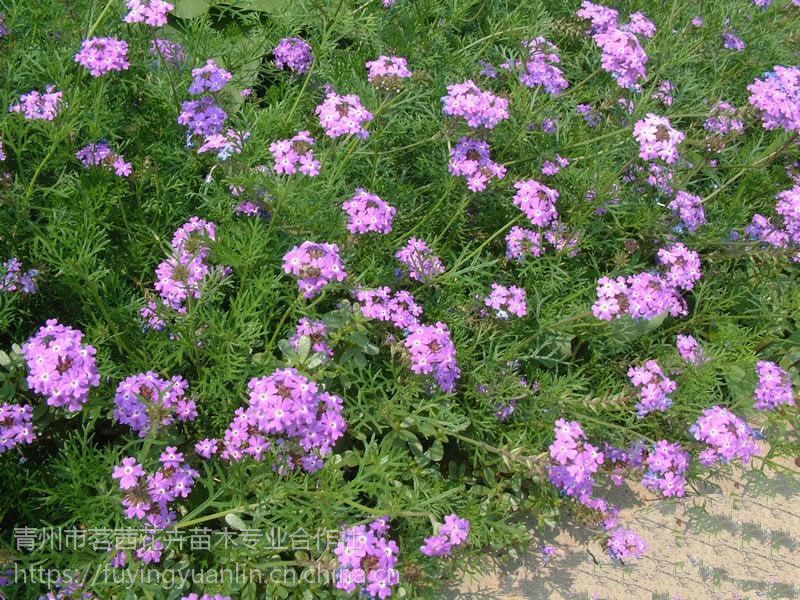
[[0, 0, 799, 597]]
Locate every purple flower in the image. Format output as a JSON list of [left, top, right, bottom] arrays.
[[221, 368, 346, 473], [335, 519, 400, 597], [274, 37, 313, 73], [448, 136, 507, 192], [442, 80, 509, 129], [633, 114, 685, 164], [642, 440, 689, 497], [315, 92, 373, 139], [195, 438, 218, 458], [114, 372, 194, 436], [484, 283, 528, 318], [628, 360, 676, 417], [75, 37, 130, 77], [8, 86, 64, 121], [150, 39, 186, 65], [76, 141, 132, 177], [189, 59, 232, 95], [755, 361, 796, 411], [343, 189, 396, 235], [0, 258, 39, 294], [0, 403, 36, 453], [395, 238, 445, 282], [593, 28, 648, 91], [290, 318, 333, 360], [124, 0, 173, 27], [606, 527, 648, 561], [723, 31, 746, 52], [22, 319, 100, 411], [356, 287, 424, 329], [520, 38, 568, 96], [403, 322, 461, 392], [669, 191, 706, 232], [676, 334, 706, 365], [270, 130, 321, 176], [690, 406, 760, 465], [178, 97, 228, 137], [513, 178, 559, 227], [366, 55, 412, 91], [747, 66, 800, 133], [112, 457, 145, 490], [282, 241, 347, 298]]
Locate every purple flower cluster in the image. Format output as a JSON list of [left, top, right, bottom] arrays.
[[282, 241, 347, 298], [220, 368, 346, 473], [343, 189, 397, 234], [270, 130, 321, 176], [124, 0, 173, 27], [633, 114, 685, 163], [22, 319, 100, 412], [448, 136, 507, 192], [0, 403, 36, 453], [442, 80, 509, 129], [178, 97, 228, 136], [606, 527, 648, 561], [366, 55, 412, 91], [8, 86, 64, 121], [112, 452, 199, 529], [626, 12, 656, 38], [197, 129, 249, 160], [512, 178, 559, 227], [505, 225, 578, 260], [669, 191, 706, 232], [316, 92, 373, 139], [356, 287, 423, 329], [592, 271, 687, 321], [628, 360, 677, 417], [76, 141, 133, 177], [290, 318, 333, 360], [274, 37, 313, 74], [690, 406, 760, 466], [520, 37, 568, 96], [593, 28, 648, 91], [74, 37, 130, 77], [541, 154, 569, 177], [723, 30, 746, 52], [747, 66, 800, 133], [0, 13, 7, 37], [642, 440, 689, 497], [181, 595, 231, 600], [150, 39, 186, 65], [484, 283, 527, 318], [754, 360, 796, 411], [335, 518, 399, 598], [653, 80, 675, 107], [677, 334, 706, 365], [420, 513, 470, 557], [0, 258, 38, 294], [395, 238, 445, 282], [403, 322, 460, 392], [577, 103, 601, 127], [114, 372, 196, 437], [189, 59, 232, 95], [657, 243, 702, 290], [704, 101, 744, 150], [151, 218, 218, 315], [194, 437, 218, 458], [548, 419, 604, 505], [577, 1, 618, 34]]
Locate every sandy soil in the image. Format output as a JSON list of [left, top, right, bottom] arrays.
[[446, 458, 800, 600]]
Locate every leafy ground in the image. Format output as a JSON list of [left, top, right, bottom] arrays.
[[0, 0, 799, 598]]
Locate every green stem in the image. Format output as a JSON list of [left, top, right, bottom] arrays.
[[87, 0, 116, 37]]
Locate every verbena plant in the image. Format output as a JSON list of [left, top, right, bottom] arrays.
[[0, 0, 799, 598]]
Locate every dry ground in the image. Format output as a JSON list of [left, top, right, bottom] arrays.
[[445, 457, 800, 600]]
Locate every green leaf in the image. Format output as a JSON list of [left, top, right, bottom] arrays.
[[173, 0, 212, 18], [225, 513, 247, 531], [429, 439, 444, 461], [609, 313, 666, 342]]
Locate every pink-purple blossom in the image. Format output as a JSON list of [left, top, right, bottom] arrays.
[[315, 92, 373, 139], [441, 80, 510, 129], [335, 519, 400, 598], [403, 322, 461, 392], [448, 136, 507, 192], [22, 319, 100, 412], [282, 241, 347, 298], [366, 55, 412, 91], [343, 189, 396, 234], [633, 114, 685, 163], [274, 37, 313, 73], [484, 283, 527, 318], [114, 372, 195, 437], [628, 360, 676, 417], [74, 37, 130, 77], [754, 360, 796, 411], [270, 130, 321, 176], [124, 0, 173, 27], [395, 238, 445, 282], [8, 86, 64, 121]]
